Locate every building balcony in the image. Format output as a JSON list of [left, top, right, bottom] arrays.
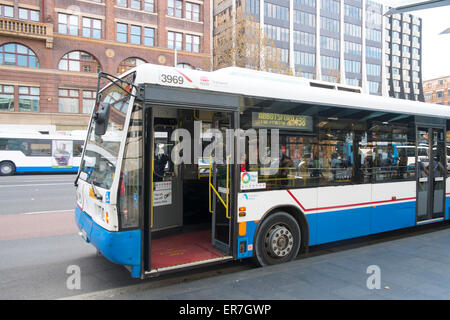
[[414, 89, 420, 95], [412, 17, 420, 25], [412, 53, 420, 60], [412, 30, 420, 37], [412, 42, 420, 49], [0, 18, 53, 48], [392, 49, 401, 56], [392, 61, 401, 68], [392, 25, 401, 32], [392, 37, 401, 44], [393, 74, 401, 80], [403, 40, 411, 46], [403, 14, 411, 23], [403, 51, 410, 58], [412, 65, 420, 72], [403, 28, 411, 35], [404, 87, 411, 94]]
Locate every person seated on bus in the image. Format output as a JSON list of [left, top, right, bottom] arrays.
[[279, 145, 294, 186], [240, 153, 249, 173], [397, 149, 408, 178], [309, 149, 323, 181]]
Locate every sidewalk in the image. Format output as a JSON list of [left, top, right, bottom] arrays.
[[74, 223, 450, 300]]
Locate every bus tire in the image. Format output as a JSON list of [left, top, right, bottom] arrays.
[[0, 161, 15, 176], [254, 211, 301, 267]]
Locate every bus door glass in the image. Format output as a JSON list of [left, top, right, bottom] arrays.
[[210, 112, 234, 253], [416, 127, 446, 222]]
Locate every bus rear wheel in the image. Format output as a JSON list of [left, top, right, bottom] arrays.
[[255, 211, 301, 267], [0, 161, 15, 176]]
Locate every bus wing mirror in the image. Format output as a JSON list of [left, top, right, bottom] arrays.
[[94, 102, 111, 136]]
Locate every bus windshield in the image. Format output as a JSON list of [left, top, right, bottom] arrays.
[[78, 72, 135, 189]]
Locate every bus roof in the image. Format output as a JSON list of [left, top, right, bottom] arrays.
[[133, 63, 450, 120]]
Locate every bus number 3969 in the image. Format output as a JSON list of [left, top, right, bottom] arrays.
[[159, 73, 184, 85]]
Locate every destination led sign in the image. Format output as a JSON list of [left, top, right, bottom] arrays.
[[252, 112, 313, 131]]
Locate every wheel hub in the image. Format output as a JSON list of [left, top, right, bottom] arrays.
[[1, 164, 12, 174], [265, 225, 294, 258]]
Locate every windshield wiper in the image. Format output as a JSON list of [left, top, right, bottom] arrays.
[[97, 72, 139, 99]]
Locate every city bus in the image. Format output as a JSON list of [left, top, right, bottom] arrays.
[[74, 64, 450, 278], [0, 132, 86, 175]]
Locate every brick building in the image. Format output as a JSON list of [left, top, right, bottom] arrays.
[[0, 0, 211, 130], [423, 76, 450, 106]]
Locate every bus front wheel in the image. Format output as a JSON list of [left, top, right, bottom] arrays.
[[0, 161, 15, 176], [255, 211, 301, 267]]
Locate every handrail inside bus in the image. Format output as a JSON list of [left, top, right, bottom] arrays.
[[208, 155, 231, 219]]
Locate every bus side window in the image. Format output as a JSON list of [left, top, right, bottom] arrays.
[[73, 141, 84, 157], [29, 139, 51, 157], [0, 138, 7, 150]]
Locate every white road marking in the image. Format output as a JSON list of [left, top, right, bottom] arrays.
[[22, 209, 74, 215], [0, 183, 73, 188]]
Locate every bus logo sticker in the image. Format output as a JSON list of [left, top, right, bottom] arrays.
[[241, 172, 266, 190], [241, 193, 257, 201], [105, 191, 110, 204]]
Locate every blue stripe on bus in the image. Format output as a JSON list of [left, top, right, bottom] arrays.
[[446, 197, 450, 220], [16, 166, 79, 173], [313, 201, 416, 245], [75, 206, 141, 278]]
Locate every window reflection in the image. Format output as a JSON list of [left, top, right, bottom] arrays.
[[240, 101, 417, 190]]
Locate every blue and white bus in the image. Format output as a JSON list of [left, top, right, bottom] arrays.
[[0, 132, 86, 175], [75, 64, 450, 278]]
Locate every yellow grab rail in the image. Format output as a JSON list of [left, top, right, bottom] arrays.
[[208, 155, 231, 219]]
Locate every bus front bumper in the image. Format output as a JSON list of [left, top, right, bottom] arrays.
[[75, 206, 141, 278]]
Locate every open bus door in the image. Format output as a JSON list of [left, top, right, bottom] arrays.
[[209, 112, 235, 254], [141, 101, 238, 277]]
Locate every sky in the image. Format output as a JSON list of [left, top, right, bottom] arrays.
[[379, 0, 450, 80]]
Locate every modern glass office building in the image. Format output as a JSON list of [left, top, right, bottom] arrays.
[[213, 0, 424, 101]]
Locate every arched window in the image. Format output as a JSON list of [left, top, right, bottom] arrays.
[[0, 43, 39, 68], [117, 57, 146, 74], [176, 63, 195, 70], [58, 51, 101, 73]]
